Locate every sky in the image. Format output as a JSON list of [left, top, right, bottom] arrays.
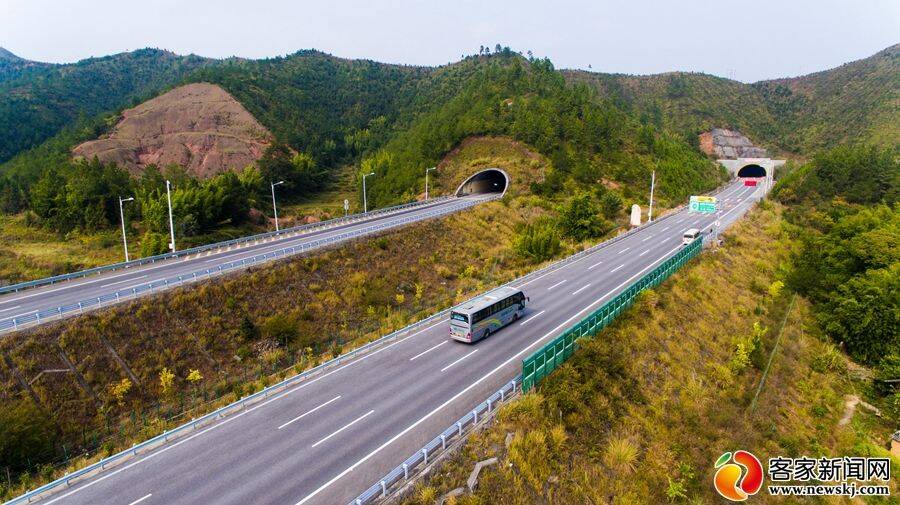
[[2, 0, 898, 82]]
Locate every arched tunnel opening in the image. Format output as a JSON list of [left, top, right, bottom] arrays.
[[737, 164, 766, 178], [455, 169, 509, 197]]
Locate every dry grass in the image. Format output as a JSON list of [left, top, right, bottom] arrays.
[[402, 203, 899, 504]]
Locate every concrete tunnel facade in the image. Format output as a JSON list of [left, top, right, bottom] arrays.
[[454, 168, 509, 198]]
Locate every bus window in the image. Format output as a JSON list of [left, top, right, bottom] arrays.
[[450, 312, 468, 324]]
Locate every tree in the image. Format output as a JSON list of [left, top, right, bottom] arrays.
[[599, 192, 624, 219], [0, 399, 55, 472], [559, 194, 610, 241], [514, 222, 561, 263]]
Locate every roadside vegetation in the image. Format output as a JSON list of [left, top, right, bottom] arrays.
[[402, 202, 899, 504], [0, 135, 702, 499]]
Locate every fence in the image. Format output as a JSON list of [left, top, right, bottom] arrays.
[[522, 237, 703, 392], [350, 378, 520, 505], [0, 197, 451, 296], [0, 198, 480, 335], [8, 180, 735, 504]]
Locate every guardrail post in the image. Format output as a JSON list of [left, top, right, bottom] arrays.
[[403, 463, 409, 479], [422, 448, 428, 465], [380, 480, 387, 497], [441, 434, 447, 450], [473, 409, 478, 423]]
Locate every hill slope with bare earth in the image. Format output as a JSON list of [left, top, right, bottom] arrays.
[[73, 82, 271, 178]]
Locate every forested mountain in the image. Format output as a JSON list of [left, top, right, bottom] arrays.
[[0, 44, 895, 256], [0, 48, 212, 163], [566, 43, 899, 155], [0, 47, 54, 84]]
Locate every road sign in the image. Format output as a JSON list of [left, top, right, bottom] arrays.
[[689, 195, 717, 214], [343, 199, 349, 216]]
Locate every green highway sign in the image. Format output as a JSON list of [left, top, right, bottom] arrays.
[[689, 195, 717, 214]]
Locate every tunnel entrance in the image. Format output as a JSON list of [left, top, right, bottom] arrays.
[[737, 164, 766, 178], [455, 168, 509, 197]]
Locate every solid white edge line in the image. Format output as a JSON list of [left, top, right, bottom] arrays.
[[0, 305, 21, 313], [519, 310, 545, 326], [38, 319, 445, 505], [127, 493, 152, 505], [41, 187, 758, 505], [409, 341, 448, 361], [311, 410, 375, 448], [278, 395, 342, 430], [440, 349, 478, 373], [295, 243, 685, 505], [571, 284, 591, 296]]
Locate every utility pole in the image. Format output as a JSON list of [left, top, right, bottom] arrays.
[[118, 196, 134, 262], [165, 180, 176, 252], [362, 172, 375, 213], [648, 170, 656, 222], [270, 180, 284, 231], [425, 167, 436, 201]]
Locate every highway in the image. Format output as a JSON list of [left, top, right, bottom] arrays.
[[25, 180, 762, 505], [0, 196, 490, 334]]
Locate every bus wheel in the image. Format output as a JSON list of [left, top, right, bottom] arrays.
[[483, 329, 490, 339], [512, 313, 519, 322]]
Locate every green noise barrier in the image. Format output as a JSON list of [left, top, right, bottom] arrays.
[[522, 238, 702, 392]]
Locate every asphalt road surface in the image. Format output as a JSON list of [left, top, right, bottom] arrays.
[[27, 181, 762, 505], [0, 196, 489, 333]]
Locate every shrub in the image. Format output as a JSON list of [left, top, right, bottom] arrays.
[[261, 314, 299, 347], [514, 223, 561, 263]]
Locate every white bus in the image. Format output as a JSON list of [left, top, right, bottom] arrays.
[[449, 286, 528, 343], [682, 228, 701, 245]]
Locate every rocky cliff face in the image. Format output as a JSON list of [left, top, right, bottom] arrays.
[[698, 128, 768, 159], [73, 82, 271, 178]]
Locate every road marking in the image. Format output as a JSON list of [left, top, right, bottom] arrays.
[[587, 261, 603, 270], [0, 305, 21, 313], [641, 235, 653, 242], [661, 226, 670, 231], [101, 275, 147, 288], [547, 280, 567, 291], [519, 310, 545, 326], [610, 264, 625, 273], [676, 218, 684, 224], [639, 249, 650, 257], [571, 284, 591, 296], [294, 243, 685, 505], [277, 396, 341, 430], [127, 493, 152, 505], [440, 349, 478, 372], [311, 410, 374, 448], [409, 341, 448, 361], [617, 247, 630, 254]]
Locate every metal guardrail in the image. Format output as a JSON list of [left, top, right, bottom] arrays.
[[0, 198, 473, 335], [0, 197, 451, 295], [7, 182, 740, 504], [348, 182, 745, 504], [351, 377, 521, 505], [523, 237, 703, 391]]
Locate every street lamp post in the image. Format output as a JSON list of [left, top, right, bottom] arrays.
[[270, 180, 285, 231], [118, 196, 134, 262], [165, 180, 176, 252], [425, 167, 436, 201], [362, 172, 375, 213], [648, 170, 656, 222]]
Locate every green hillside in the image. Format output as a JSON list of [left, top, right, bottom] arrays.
[[566, 43, 899, 155], [0, 48, 212, 163]]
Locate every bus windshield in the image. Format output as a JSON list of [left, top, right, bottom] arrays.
[[450, 312, 469, 324]]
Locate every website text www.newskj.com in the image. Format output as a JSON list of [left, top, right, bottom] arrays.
[[768, 483, 890, 498]]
